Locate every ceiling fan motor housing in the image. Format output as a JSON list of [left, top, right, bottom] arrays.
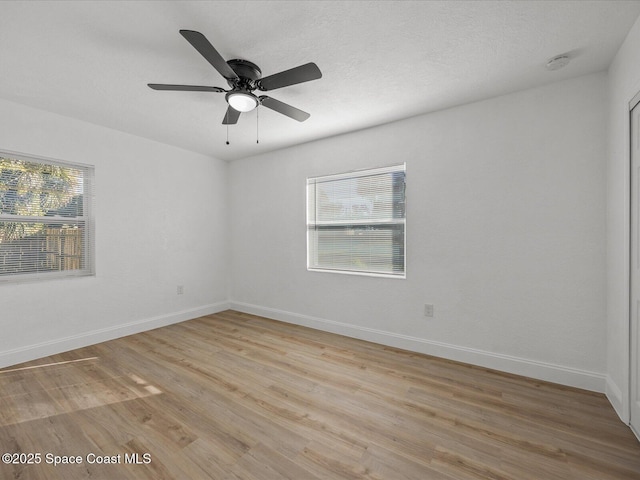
[[226, 59, 262, 90]]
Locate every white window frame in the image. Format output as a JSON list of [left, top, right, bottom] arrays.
[[0, 149, 95, 283], [306, 164, 406, 279]]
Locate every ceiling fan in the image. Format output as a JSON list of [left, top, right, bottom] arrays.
[[148, 30, 322, 125]]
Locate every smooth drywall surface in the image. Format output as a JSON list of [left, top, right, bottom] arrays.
[[606, 14, 640, 421], [0, 98, 228, 367], [229, 72, 607, 391]]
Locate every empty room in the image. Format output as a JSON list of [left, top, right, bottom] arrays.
[[2, 0, 640, 478]]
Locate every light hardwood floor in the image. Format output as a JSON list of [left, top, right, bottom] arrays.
[[0, 310, 639, 479]]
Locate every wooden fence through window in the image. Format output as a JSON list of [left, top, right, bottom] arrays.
[[0, 227, 83, 275], [44, 227, 83, 271]]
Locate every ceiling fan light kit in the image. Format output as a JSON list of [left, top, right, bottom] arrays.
[[148, 29, 322, 142], [226, 91, 258, 112]]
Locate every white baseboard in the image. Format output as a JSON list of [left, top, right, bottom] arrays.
[[3, 300, 607, 395], [229, 301, 606, 393], [606, 375, 629, 423], [0, 301, 229, 369]]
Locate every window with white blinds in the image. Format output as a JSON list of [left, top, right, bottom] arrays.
[[307, 164, 406, 278], [0, 152, 94, 282]]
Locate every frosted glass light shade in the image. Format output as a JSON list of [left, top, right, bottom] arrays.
[[227, 92, 258, 112]]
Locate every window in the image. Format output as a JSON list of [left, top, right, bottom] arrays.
[[0, 151, 94, 282], [307, 164, 406, 278]]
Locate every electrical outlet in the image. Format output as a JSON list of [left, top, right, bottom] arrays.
[[177, 285, 184, 295], [424, 304, 434, 317]]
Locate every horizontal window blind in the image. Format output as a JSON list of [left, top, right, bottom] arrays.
[[307, 164, 406, 277], [0, 153, 94, 281]]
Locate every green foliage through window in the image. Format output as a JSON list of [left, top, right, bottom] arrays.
[[0, 153, 94, 280]]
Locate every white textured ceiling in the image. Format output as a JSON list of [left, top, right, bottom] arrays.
[[1, 0, 639, 161]]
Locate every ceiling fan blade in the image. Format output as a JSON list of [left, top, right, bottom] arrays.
[[222, 106, 241, 125], [179, 29, 238, 80], [259, 96, 310, 122], [257, 63, 322, 91], [148, 84, 226, 92]]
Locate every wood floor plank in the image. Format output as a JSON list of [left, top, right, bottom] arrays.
[[0, 309, 639, 479]]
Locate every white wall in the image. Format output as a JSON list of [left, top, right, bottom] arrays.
[[0, 98, 229, 367], [606, 15, 640, 422], [229, 72, 607, 391], [0, 70, 610, 397]]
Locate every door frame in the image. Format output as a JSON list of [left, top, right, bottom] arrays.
[[629, 89, 640, 440]]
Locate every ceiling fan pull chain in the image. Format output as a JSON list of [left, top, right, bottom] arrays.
[[226, 111, 230, 145], [256, 106, 259, 144]]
